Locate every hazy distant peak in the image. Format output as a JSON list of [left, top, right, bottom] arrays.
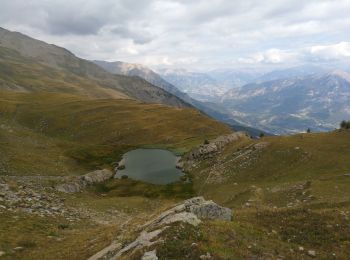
[[328, 70, 350, 82]]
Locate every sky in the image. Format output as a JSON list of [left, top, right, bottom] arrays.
[[0, 0, 350, 71]]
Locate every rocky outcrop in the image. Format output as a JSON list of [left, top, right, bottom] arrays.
[[90, 197, 232, 259], [56, 169, 113, 193], [185, 197, 232, 221], [142, 197, 232, 230], [187, 132, 248, 160], [87, 242, 122, 260]]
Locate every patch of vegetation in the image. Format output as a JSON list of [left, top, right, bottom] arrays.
[[257, 208, 350, 248], [92, 178, 195, 199], [0, 211, 118, 259], [156, 223, 205, 259]]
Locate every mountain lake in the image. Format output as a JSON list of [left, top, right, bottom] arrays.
[[115, 149, 184, 185]]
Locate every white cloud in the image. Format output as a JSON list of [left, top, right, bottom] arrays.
[[238, 49, 299, 64], [0, 0, 349, 70], [310, 42, 350, 61]]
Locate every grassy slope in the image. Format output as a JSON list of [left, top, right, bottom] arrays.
[[0, 46, 128, 99], [192, 130, 350, 206], [177, 130, 350, 259], [0, 91, 231, 176]]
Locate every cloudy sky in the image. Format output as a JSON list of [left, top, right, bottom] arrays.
[[1, 0, 350, 71]]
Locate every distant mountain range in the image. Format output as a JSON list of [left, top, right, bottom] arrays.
[[222, 70, 350, 134], [158, 68, 263, 102], [158, 69, 227, 102], [155, 65, 350, 134]]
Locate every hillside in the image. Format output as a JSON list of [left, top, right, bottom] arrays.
[[0, 91, 231, 176], [0, 27, 188, 107], [166, 129, 350, 259]]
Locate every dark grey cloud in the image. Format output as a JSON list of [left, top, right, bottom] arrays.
[[111, 26, 153, 44], [47, 15, 105, 35]]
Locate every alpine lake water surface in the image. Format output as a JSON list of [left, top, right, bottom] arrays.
[[114, 149, 185, 185]]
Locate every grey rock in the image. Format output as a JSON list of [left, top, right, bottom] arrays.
[[308, 250, 316, 257], [87, 241, 122, 260], [56, 182, 81, 193], [82, 169, 114, 185], [161, 212, 201, 226], [185, 197, 232, 221], [56, 169, 113, 193], [188, 132, 247, 160], [142, 250, 158, 260], [200, 252, 212, 259]]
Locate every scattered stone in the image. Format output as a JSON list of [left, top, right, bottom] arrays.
[[14, 247, 24, 251], [200, 252, 212, 259], [298, 246, 304, 251], [307, 250, 316, 257], [142, 250, 158, 260], [0, 251, 5, 257], [191, 242, 198, 248]]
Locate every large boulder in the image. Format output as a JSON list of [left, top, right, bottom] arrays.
[[56, 169, 113, 193], [82, 169, 114, 185], [185, 197, 232, 221]]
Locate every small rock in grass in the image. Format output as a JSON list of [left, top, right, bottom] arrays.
[[0, 251, 5, 256], [307, 250, 316, 257], [298, 246, 304, 251], [142, 250, 158, 260], [200, 252, 212, 259]]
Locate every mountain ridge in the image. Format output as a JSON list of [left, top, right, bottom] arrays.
[[0, 27, 188, 107]]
